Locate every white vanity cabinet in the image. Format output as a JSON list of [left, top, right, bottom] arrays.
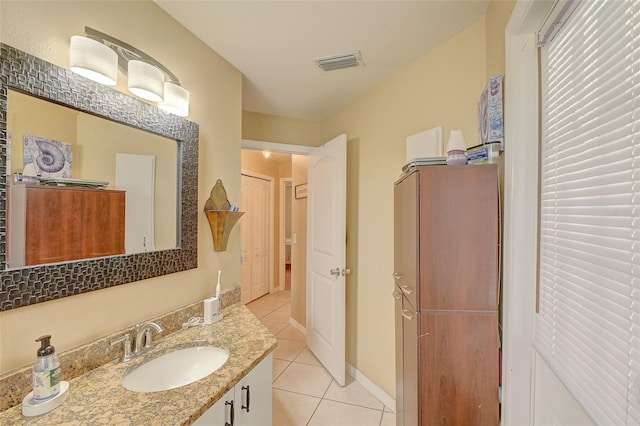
[[194, 353, 272, 426]]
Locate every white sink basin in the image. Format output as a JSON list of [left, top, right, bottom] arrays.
[[122, 346, 229, 392]]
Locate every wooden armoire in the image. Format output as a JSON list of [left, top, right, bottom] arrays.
[[394, 164, 500, 425], [8, 185, 126, 267]]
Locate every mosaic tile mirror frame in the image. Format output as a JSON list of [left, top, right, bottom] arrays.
[[0, 43, 199, 311]]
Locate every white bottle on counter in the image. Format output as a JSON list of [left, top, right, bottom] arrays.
[[32, 335, 61, 402]]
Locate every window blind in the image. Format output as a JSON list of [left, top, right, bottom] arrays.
[[536, 1, 640, 424]]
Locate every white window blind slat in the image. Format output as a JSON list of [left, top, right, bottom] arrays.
[[536, 1, 640, 424]]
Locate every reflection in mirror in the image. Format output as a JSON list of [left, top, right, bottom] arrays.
[[0, 43, 199, 312], [6, 90, 178, 269]]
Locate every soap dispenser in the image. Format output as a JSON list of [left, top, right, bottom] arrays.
[[32, 335, 61, 401], [22, 335, 69, 416]]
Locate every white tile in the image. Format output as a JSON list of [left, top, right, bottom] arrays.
[[272, 388, 320, 426], [262, 321, 288, 336], [380, 411, 396, 426], [323, 376, 384, 410], [246, 305, 272, 319], [247, 297, 287, 311], [276, 325, 306, 342], [276, 302, 291, 312], [293, 347, 322, 366], [272, 359, 291, 382], [307, 399, 383, 426], [262, 310, 291, 324], [273, 338, 306, 361], [273, 362, 333, 397], [268, 290, 291, 302]]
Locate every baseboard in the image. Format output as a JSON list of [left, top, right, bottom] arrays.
[[346, 363, 396, 413], [289, 317, 307, 336]]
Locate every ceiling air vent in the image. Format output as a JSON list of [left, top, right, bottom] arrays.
[[315, 51, 364, 72]]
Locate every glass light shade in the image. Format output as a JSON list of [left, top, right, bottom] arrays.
[[128, 60, 165, 103], [446, 130, 467, 152], [158, 82, 190, 117], [69, 36, 118, 86]]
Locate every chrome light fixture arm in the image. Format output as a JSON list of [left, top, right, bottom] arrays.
[[84, 26, 180, 85]]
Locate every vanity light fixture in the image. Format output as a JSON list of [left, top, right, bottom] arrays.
[[70, 36, 118, 86], [128, 59, 164, 103], [159, 82, 190, 117], [69, 26, 190, 117]]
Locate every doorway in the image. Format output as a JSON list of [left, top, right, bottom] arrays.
[[240, 142, 312, 330]]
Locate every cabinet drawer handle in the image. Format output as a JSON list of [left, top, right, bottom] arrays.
[[401, 309, 414, 320], [225, 400, 234, 426], [392, 291, 401, 299], [400, 285, 414, 295], [241, 385, 250, 412]]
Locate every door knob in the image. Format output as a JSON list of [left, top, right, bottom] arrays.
[[341, 268, 351, 276], [330, 268, 341, 276]]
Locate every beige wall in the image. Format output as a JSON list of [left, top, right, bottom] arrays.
[[243, 111, 321, 147], [0, 0, 242, 374], [485, 0, 516, 79]]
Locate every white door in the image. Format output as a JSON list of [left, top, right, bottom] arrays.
[[241, 173, 272, 303], [115, 153, 155, 253], [306, 134, 347, 386]]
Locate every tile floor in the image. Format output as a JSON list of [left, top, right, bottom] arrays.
[[246, 290, 396, 426]]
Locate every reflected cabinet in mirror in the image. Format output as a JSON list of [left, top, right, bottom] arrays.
[[0, 44, 199, 311]]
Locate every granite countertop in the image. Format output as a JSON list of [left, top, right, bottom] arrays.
[[0, 303, 277, 425]]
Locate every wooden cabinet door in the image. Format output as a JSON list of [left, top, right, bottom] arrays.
[[419, 313, 499, 426], [80, 190, 125, 258], [25, 187, 83, 265], [418, 165, 499, 311], [401, 295, 419, 426], [394, 171, 419, 309]]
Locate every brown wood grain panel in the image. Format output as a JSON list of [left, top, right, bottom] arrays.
[[419, 313, 499, 426], [418, 165, 499, 311], [80, 190, 125, 258], [25, 187, 83, 264], [394, 171, 419, 310], [24, 186, 125, 265]]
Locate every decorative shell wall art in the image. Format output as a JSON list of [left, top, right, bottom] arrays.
[[23, 135, 73, 178]]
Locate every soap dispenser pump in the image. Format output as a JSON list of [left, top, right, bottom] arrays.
[[22, 335, 70, 416], [33, 335, 61, 401]]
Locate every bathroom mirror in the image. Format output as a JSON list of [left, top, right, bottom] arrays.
[[0, 43, 199, 311]]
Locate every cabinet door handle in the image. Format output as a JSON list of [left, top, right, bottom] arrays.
[[400, 285, 414, 295], [401, 309, 414, 320], [225, 400, 234, 426], [241, 385, 250, 412], [392, 291, 401, 299]]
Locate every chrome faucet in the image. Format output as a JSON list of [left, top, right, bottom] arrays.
[[134, 322, 164, 355], [110, 333, 133, 362]]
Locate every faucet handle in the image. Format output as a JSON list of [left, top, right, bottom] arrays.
[[134, 322, 164, 354], [110, 333, 132, 362]]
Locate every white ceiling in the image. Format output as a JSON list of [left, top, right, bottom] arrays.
[[155, 1, 489, 121]]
